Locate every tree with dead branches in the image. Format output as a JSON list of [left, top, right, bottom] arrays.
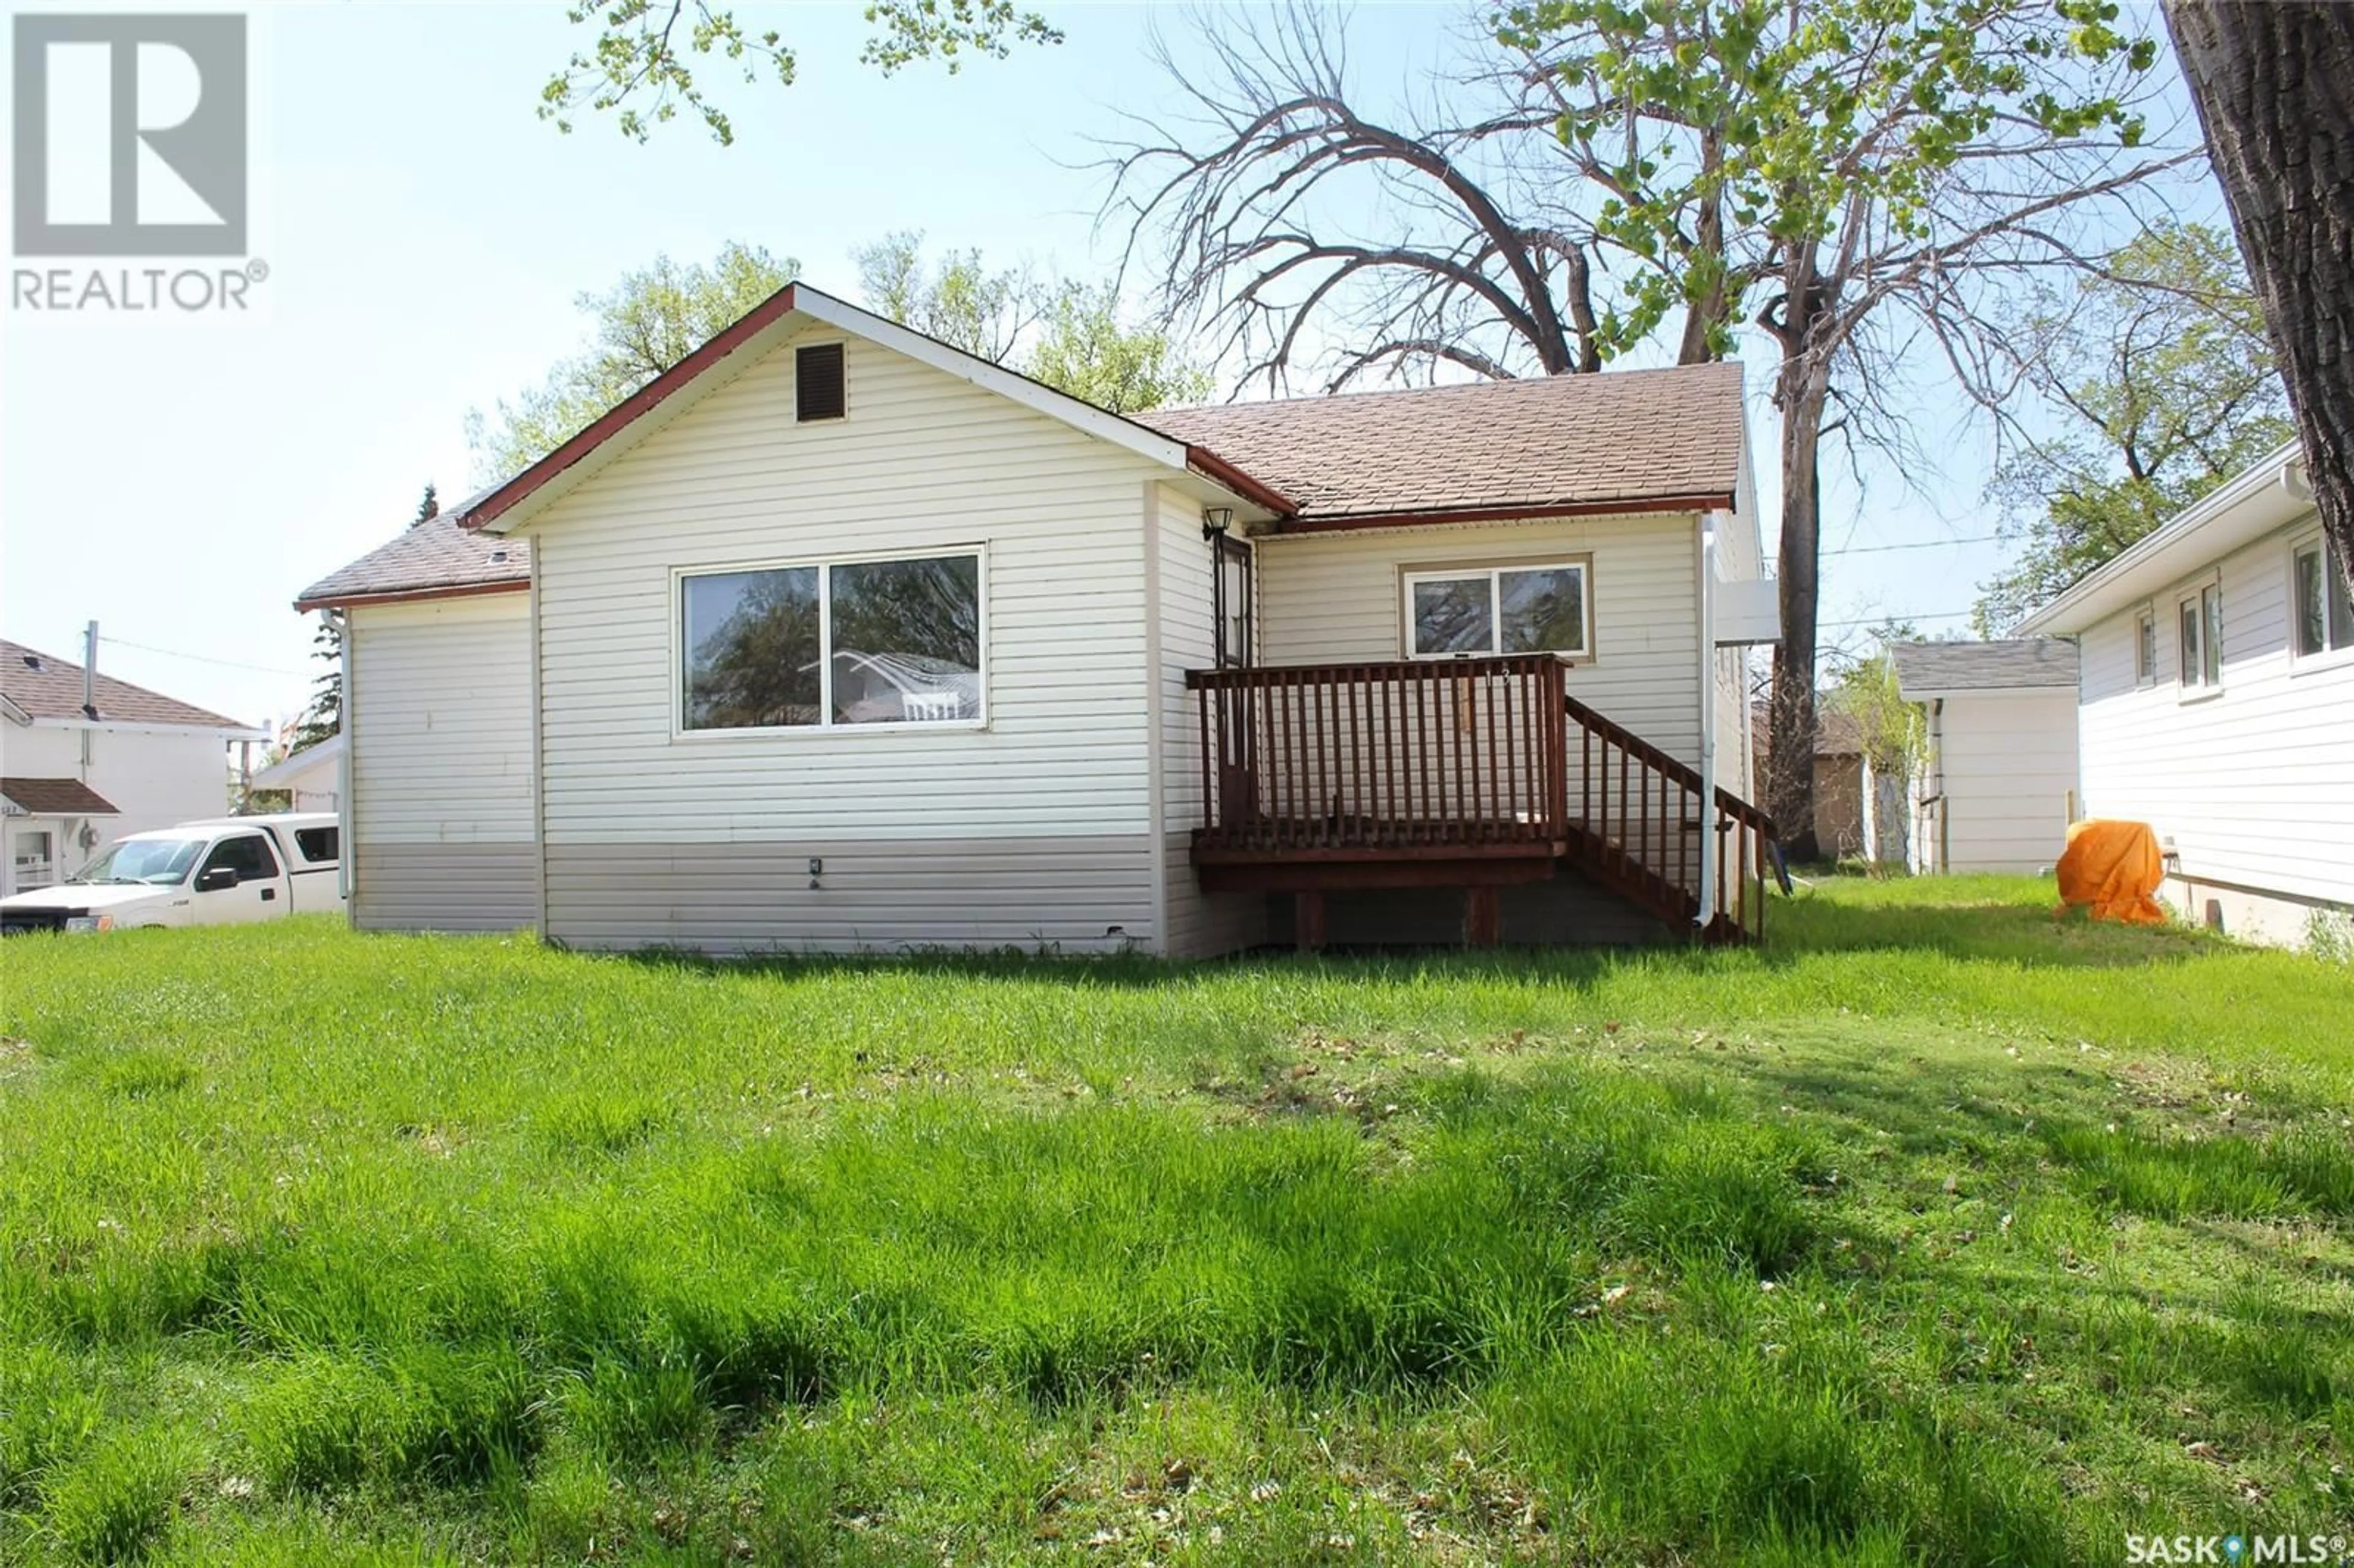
[[1107, 1, 2193, 860], [1099, 7, 1625, 392]]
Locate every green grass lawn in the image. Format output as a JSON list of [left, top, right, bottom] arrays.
[[2, 876, 2351, 1566]]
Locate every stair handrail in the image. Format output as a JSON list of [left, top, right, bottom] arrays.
[[1561, 692, 1777, 838]]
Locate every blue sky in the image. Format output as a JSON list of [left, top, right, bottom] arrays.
[[1, 1, 2217, 726]]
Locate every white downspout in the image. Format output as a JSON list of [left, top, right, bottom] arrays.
[[1694, 513, 1718, 932]]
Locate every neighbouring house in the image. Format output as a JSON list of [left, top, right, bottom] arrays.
[[1753, 707, 1908, 865], [1891, 639, 2080, 875], [2016, 443, 2354, 945], [295, 282, 1781, 955], [249, 733, 345, 811], [0, 638, 269, 896]]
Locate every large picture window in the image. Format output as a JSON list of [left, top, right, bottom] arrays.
[[1403, 561, 1590, 659], [680, 550, 983, 731]]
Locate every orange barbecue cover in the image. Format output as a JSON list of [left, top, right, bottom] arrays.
[[2055, 819, 2169, 926]]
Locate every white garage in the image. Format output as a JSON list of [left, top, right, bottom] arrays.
[[1892, 639, 2080, 875]]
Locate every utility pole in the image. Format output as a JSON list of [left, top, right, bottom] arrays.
[[80, 619, 98, 777]]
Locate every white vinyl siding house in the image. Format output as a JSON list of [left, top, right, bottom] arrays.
[[299, 283, 1775, 954], [522, 324, 1174, 953], [1, 639, 266, 896], [1256, 513, 1712, 767], [1891, 640, 2080, 876], [2021, 447, 2354, 944], [345, 594, 536, 932]]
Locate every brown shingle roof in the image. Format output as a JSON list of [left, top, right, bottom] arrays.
[[300, 352, 1745, 604], [1141, 362, 1746, 525], [1, 777, 121, 815], [295, 497, 530, 609], [1, 640, 250, 729]]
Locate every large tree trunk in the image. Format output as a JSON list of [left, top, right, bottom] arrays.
[[2166, 1, 2354, 598], [1768, 362, 1830, 862]]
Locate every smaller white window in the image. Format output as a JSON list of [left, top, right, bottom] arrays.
[[2133, 607, 2157, 688], [2292, 535, 2354, 660], [1403, 561, 1590, 659], [2177, 582, 2222, 694]]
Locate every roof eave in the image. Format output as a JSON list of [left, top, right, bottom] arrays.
[[1897, 682, 2078, 701], [1185, 446, 1297, 517], [2016, 441, 2310, 635], [1271, 492, 1735, 536], [294, 579, 531, 615], [451, 281, 1249, 542]]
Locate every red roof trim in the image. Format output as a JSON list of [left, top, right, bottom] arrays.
[[1186, 446, 1298, 517], [294, 580, 530, 614], [463, 282, 806, 532], [1273, 493, 1735, 535]]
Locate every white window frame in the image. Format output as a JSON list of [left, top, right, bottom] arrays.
[[671, 544, 989, 739], [2131, 604, 2157, 689], [2176, 576, 2223, 701], [2289, 530, 2354, 673], [1400, 558, 1593, 661]]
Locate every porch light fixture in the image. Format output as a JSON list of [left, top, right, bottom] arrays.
[[1201, 505, 1235, 541]]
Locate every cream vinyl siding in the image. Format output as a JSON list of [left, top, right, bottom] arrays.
[[346, 593, 536, 930], [1152, 482, 1266, 957], [1926, 691, 2078, 873], [519, 326, 1170, 950], [2076, 514, 2354, 905], [1254, 512, 1706, 766]]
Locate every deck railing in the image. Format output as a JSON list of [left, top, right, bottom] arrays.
[[1564, 693, 1776, 942], [1186, 655, 1570, 857], [1184, 658, 1775, 941]]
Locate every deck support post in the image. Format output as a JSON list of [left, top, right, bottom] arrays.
[[1294, 891, 1327, 953], [1465, 885, 1501, 947]]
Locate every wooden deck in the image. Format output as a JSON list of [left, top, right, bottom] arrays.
[[1184, 656, 1775, 946]]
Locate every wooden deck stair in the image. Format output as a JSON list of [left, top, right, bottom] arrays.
[[1185, 657, 1776, 945]]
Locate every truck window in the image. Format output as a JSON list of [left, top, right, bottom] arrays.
[[292, 826, 339, 863], [202, 834, 280, 883]]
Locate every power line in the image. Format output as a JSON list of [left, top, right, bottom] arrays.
[[1822, 533, 2002, 557], [1817, 609, 1977, 629], [97, 635, 311, 679]]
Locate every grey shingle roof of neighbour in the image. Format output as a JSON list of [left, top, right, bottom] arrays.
[[1890, 638, 2079, 696], [1141, 362, 1747, 523], [0, 639, 249, 728], [295, 488, 529, 608]]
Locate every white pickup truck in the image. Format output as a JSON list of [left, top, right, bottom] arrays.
[[0, 813, 345, 935]]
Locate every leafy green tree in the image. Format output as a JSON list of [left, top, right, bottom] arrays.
[[853, 232, 1034, 362], [468, 242, 799, 478], [289, 615, 343, 754], [1028, 282, 1211, 413], [1114, 1, 2185, 856], [413, 482, 439, 528], [1974, 222, 2289, 633], [1824, 622, 1927, 782], [539, 0, 1060, 144], [858, 234, 1209, 413], [1496, 0, 2180, 857]]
